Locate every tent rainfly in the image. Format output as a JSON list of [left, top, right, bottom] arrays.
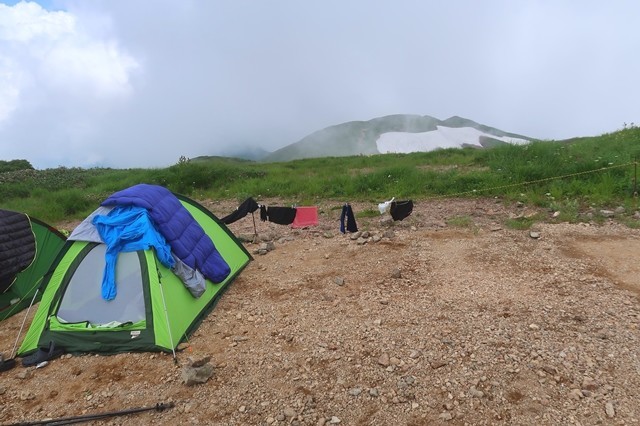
[[17, 185, 251, 359], [0, 209, 66, 322]]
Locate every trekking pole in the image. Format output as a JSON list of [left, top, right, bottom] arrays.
[[8, 402, 175, 426], [251, 212, 258, 243]]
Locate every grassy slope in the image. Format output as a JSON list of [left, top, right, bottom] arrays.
[[1, 126, 639, 225]]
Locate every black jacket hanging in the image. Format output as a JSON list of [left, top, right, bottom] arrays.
[[340, 204, 358, 233], [221, 198, 259, 225]]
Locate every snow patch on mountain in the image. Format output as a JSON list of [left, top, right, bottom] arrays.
[[376, 126, 530, 154]]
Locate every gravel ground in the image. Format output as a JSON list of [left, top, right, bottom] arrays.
[[1, 197, 639, 426]]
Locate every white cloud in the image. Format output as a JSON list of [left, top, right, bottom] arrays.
[[0, 56, 22, 122], [1, 1, 640, 169], [0, 1, 139, 126], [0, 1, 74, 42]]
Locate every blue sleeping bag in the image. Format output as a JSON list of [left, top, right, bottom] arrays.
[[101, 184, 231, 285]]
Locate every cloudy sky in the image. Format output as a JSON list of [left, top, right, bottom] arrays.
[[1, 1, 639, 169]]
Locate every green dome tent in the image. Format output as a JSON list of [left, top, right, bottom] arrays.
[[0, 210, 66, 322], [18, 189, 251, 359]]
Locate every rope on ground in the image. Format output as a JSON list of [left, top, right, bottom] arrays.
[[424, 162, 635, 200]]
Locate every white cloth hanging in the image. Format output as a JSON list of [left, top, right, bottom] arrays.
[[378, 197, 395, 215]]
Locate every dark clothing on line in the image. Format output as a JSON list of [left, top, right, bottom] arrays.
[[390, 200, 413, 221], [266, 206, 297, 225], [221, 198, 259, 224], [260, 205, 268, 222], [340, 204, 358, 233]]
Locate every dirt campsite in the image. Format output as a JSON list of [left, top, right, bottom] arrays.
[[1, 197, 639, 425]]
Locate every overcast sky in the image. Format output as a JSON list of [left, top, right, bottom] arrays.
[[1, 1, 639, 169]]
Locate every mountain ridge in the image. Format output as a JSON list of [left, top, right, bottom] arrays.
[[262, 114, 532, 163]]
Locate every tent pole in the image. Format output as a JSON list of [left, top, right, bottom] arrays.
[[11, 287, 40, 359], [157, 280, 177, 361]]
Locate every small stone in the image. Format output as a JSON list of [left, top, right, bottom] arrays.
[[369, 388, 379, 397], [430, 360, 448, 369], [189, 356, 212, 368], [330, 416, 341, 424], [19, 391, 35, 400], [529, 231, 541, 239], [569, 389, 583, 400], [348, 388, 362, 396], [439, 411, 453, 421], [391, 268, 402, 279], [378, 353, 390, 367], [470, 388, 484, 398], [605, 402, 615, 418], [181, 362, 214, 386], [239, 405, 246, 413], [529, 323, 540, 330], [334, 277, 345, 286], [582, 377, 597, 391], [284, 407, 296, 418]]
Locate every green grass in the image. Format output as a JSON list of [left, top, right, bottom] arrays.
[[356, 209, 380, 219], [446, 215, 474, 228], [1, 126, 640, 224], [505, 215, 543, 230]]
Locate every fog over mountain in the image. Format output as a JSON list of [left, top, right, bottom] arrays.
[[261, 114, 531, 163]]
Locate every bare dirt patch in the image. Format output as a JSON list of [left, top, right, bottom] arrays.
[[569, 236, 640, 296], [1, 198, 639, 425]]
